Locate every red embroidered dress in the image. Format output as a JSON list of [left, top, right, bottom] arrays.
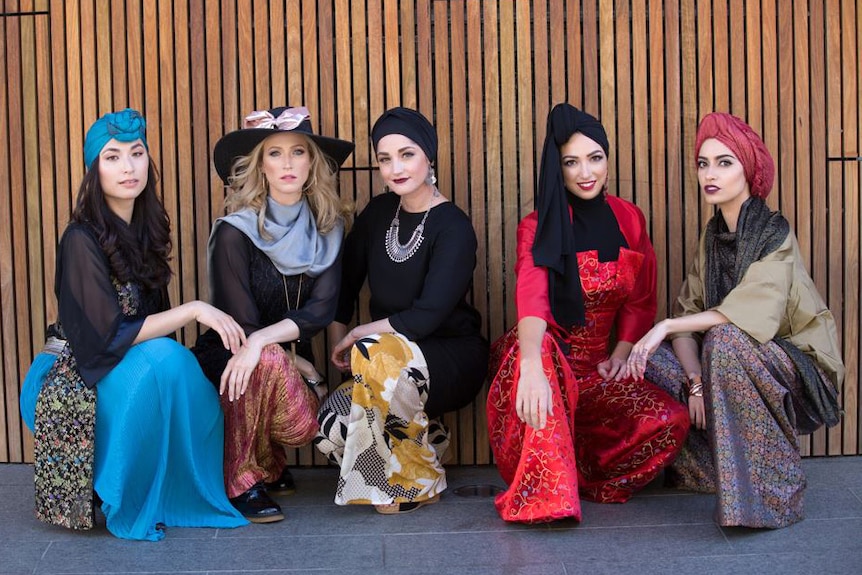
[[487, 196, 689, 523]]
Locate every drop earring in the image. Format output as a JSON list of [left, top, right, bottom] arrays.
[[426, 166, 437, 186]]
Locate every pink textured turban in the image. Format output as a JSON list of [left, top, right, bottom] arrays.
[[694, 112, 775, 199]]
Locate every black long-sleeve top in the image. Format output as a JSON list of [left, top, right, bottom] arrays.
[[193, 222, 341, 383], [55, 223, 168, 388], [336, 192, 481, 341]]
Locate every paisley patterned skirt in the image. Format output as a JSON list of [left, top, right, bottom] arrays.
[[645, 324, 823, 528], [314, 333, 449, 505]]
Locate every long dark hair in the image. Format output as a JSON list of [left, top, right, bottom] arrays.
[[71, 158, 173, 289]]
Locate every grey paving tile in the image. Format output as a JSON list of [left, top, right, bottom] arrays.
[[0, 484, 34, 517], [368, 567, 566, 575], [722, 517, 862, 554], [0, 463, 34, 486], [218, 466, 521, 538], [218, 495, 528, 538], [801, 456, 862, 490], [0, 484, 223, 543], [803, 486, 862, 519], [0, 539, 51, 574], [0, 484, 107, 543], [35, 535, 382, 573], [573, 491, 717, 528], [209, 568, 565, 575], [0, 460, 860, 574], [382, 524, 730, 570], [563, 550, 862, 575]]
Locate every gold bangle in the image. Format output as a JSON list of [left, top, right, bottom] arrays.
[[686, 373, 703, 397]]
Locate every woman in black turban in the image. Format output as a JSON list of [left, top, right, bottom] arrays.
[[314, 107, 489, 514], [486, 103, 689, 523]]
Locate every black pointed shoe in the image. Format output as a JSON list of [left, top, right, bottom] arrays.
[[229, 482, 284, 523], [264, 466, 296, 496]]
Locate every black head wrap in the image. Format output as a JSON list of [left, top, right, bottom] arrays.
[[532, 103, 624, 329], [371, 107, 438, 163]]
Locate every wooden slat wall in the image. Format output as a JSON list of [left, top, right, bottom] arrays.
[[1, 1, 860, 463]]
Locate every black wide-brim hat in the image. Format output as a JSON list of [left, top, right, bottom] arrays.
[[213, 106, 355, 184]]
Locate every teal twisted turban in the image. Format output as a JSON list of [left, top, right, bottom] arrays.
[[83, 108, 148, 169]]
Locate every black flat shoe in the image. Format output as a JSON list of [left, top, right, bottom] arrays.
[[230, 482, 284, 523], [264, 467, 296, 496]]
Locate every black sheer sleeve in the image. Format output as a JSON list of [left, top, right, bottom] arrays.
[[287, 251, 343, 339], [334, 205, 370, 324], [208, 222, 263, 334], [389, 212, 478, 340], [56, 224, 144, 387]]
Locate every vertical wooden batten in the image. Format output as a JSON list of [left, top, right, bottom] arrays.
[[1, 1, 860, 464]]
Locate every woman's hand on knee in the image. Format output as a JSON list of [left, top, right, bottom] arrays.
[[601, 342, 633, 381], [516, 358, 553, 430], [330, 331, 357, 373], [219, 338, 263, 401], [629, 321, 669, 380], [194, 301, 246, 354]]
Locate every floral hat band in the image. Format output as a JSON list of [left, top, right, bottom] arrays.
[[242, 106, 311, 130], [212, 105, 355, 184]]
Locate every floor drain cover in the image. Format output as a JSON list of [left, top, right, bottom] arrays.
[[452, 484, 505, 497]]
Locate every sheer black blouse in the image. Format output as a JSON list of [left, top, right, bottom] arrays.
[[54, 223, 168, 388], [193, 222, 341, 383]]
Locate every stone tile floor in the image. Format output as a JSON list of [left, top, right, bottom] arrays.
[[1, 457, 860, 574]]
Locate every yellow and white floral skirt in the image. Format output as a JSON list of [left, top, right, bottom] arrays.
[[315, 332, 449, 505]]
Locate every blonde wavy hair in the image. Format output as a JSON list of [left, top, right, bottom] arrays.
[[223, 134, 353, 236]]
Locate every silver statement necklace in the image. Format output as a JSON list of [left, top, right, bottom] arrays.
[[385, 188, 438, 263]]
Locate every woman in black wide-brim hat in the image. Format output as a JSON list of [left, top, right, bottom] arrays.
[[193, 106, 354, 523]]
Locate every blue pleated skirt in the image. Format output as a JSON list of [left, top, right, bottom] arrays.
[[21, 337, 247, 541]]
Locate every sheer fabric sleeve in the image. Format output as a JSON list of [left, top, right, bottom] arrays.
[[208, 222, 263, 334], [334, 206, 370, 325], [389, 212, 478, 340], [287, 252, 342, 339], [56, 225, 144, 387], [611, 200, 658, 343]]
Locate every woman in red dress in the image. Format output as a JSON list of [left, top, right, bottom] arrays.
[[486, 103, 690, 523]]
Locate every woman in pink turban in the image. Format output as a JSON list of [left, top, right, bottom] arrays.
[[629, 112, 844, 528]]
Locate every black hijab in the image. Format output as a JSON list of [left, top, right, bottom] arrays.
[[371, 107, 438, 163], [532, 103, 626, 328]]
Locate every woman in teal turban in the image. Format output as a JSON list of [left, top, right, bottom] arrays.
[[19, 109, 249, 540]]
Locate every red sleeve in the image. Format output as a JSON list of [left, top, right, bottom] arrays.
[[608, 196, 657, 342], [514, 212, 556, 326]]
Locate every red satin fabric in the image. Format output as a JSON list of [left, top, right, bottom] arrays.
[[515, 196, 657, 343], [488, 247, 689, 523]]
